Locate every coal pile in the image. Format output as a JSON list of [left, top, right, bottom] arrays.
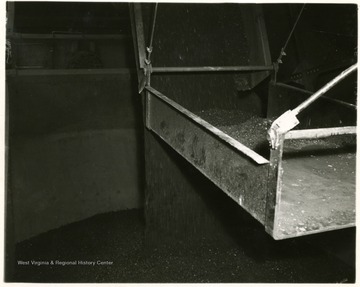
[[197, 109, 273, 156], [13, 209, 355, 283]]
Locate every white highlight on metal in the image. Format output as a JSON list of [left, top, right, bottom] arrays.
[[145, 86, 270, 165], [269, 63, 357, 148], [284, 126, 356, 140]]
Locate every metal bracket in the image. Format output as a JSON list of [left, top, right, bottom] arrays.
[[138, 62, 152, 94], [267, 110, 299, 149], [268, 63, 357, 149]]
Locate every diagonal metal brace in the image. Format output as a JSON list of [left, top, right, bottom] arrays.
[[138, 64, 152, 93], [268, 63, 357, 149]]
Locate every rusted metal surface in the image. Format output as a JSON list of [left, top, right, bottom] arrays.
[[146, 87, 270, 224]]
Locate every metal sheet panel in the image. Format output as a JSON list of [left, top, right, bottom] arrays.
[[146, 87, 270, 224], [266, 135, 356, 240], [131, 4, 357, 240]]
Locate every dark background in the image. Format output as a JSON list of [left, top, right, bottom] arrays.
[[5, 2, 357, 283]]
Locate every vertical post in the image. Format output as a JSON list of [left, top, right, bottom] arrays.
[[145, 91, 151, 129], [129, 3, 146, 72], [265, 135, 285, 238], [129, 3, 150, 127], [6, 2, 15, 34]]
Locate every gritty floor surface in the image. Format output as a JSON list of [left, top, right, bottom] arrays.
[[13, 209, 355, 283], [197, 109, 272, 157]]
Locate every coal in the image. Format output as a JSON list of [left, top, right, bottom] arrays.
[[197, 109, 273, 156], [12, 209, 355, 283]]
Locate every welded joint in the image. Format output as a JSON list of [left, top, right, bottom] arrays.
[[268, 110, 300, 149], [268, 63, 357, 149], [138, 62, 152, 94]]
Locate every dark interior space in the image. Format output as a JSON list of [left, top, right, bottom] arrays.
[[5, 2, 357, 283]]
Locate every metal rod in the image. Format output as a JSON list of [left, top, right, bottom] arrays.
[[148, 3, 158, 53], [151, 65, 274, 73], [293, 63, 357, 115], [276, 4, 306, 65], [131, 3, 147, 69], [284, 126, 356, 140], [275, 82, 357, 110], [7, 32, 129, 40], [6, 68, 134, 76], [146, 3, 158, 63], [145, 86, 269, 165]]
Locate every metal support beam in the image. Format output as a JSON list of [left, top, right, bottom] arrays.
[[146, 86, 269, 164], [284, 126, 356, 140], [265, 135, 285, 237], [293, 64, 357, 115], [265, 132, 356, 240], [145, 86, 270, 224], [151, 65, 274, 73], [129, 3, 146, 70], [7, 32, 129, 40], [6, 68, 134, 77], [275, 82, 357, 110], [268, 63, 357, 149]]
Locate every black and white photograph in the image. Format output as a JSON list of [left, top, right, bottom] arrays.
[[4, 1, 357, 283]]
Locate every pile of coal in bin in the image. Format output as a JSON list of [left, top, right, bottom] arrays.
[[197, 109, 273, 156]]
